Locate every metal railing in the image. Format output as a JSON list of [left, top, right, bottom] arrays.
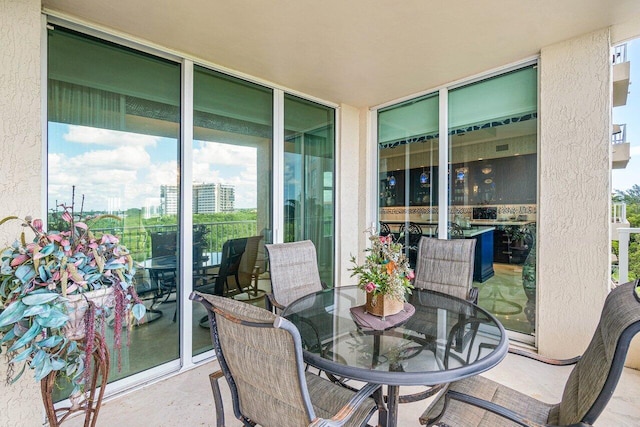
[[613, 44, 628, 65], [94, 220, 258, 261], [618, 227, 640, 283], [612, 124, 627, 145], [612, 202, 627, 223]]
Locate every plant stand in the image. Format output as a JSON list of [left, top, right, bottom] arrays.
[[40, 333, 110, 427]]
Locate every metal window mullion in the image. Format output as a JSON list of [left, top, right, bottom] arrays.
[[273, 89, 285, 243], [180, 59, 194, 368], [438, 88, 449, 239]]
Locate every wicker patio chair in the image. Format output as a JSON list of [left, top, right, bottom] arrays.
[[265, 240, 326, 312], [420, 279, 640, 427], [190, 292, 380, 427]]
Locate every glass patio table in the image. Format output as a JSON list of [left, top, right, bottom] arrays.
[[282, 285, 508, 427]]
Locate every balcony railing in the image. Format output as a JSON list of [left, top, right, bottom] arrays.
[[612, 123, 627, 145], [94, 220, 258, 261], [618, 227, 640, 284], [613, 44, 628, 65]]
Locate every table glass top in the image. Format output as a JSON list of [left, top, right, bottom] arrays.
[[282, 286, 507, 385]]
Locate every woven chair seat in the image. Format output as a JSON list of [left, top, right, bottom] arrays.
[[306, 372, 377, 427], [421, 375, 554, 427]]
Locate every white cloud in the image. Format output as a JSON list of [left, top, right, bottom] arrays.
[[64, 126, 160, 148]]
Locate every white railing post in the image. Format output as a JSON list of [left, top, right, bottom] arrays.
[[619, 229, 630, 284], [618, 227, 640, 284]]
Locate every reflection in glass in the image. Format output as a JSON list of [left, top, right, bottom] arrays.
[[284, 95, 335, 286], [448, 66, 538, 336], [192, 66, 273, 355], [47, 27, 181, 398]]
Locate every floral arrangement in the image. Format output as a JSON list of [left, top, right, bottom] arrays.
[[0, 189, 146, 394], [349, 229, 414, 303]]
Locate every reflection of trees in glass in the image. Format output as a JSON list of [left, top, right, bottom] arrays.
[[612, 185, 640, 280]]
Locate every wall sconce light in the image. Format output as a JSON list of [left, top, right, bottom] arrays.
[[481, 165, 493, 175], [388, 174, 396, 187], [419, 169, 429, 184]]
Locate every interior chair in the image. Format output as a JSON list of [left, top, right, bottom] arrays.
[[379, 222, 391, 237], [399, 222, 423, 268], [265, 240, 326, 312], [189, 291, 380, 427], [421, 279, 640, 427]]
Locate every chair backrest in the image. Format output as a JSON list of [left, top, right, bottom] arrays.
[[379, 222, 391, 237], [213, 237, 248, 295], [190, 292, 317, 427], [236, 235, 264, 288], [399, 222, 422, 246], [266, 240, 323, 308], [150, 231, 177, 258], [551, 280, 640, 426], [413, 237, 475, 300]]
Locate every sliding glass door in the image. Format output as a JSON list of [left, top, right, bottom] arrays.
[[284, 95, 335, 286], [191, 66, 273, 355], [377, 65, 538, 339], [47, 24, 335, 398], [48, 27, 182, 393]]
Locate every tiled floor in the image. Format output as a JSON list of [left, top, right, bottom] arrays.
[[66, 352, 640, 426]]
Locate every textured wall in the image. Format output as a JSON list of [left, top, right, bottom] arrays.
[[337, 104, 363, 285], [538, 29, 611, 358], [0, 0, 45, 424]]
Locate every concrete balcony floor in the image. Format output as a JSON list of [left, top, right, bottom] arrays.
[[67, 352, 640, 426]]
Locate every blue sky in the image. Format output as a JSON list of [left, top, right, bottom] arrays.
[[612, 38, 640, 193]]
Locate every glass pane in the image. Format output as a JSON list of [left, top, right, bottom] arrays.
[[47, 28, 181, 399], [192, 66, 273, 355], [284, 95, 335, 286], [378, 93, 440, 268], [448, 66, 538, 336]]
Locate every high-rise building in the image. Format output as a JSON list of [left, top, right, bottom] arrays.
[[161, 183, 235, 214], [160, 185, 179, 215]]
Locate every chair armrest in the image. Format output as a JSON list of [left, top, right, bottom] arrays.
[[467, 287, 479, 304], [444, 390, 591, 427], [267, 293, 286, 312], [508, 346, 581, 366], [309, 382, 381, 427]]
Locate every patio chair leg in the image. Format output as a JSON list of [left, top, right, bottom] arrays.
[[209, 370, 226, 427]]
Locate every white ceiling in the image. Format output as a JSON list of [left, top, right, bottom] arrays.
[[42, 0, 640, 108]]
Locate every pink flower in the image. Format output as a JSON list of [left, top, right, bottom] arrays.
[[365, 282, 376, 293], [101, 234, 119, 244], [32, 219, 43, 232], [61, 211, 73, 223], [407, 270, 415, 280]]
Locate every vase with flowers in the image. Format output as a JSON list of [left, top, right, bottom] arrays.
[[349, 229, 415, 318], [0, 188, 146, 425]]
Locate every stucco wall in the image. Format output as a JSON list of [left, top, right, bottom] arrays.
[[337, 104, 363, 285], [0, 0, 44, 424], [538, 29, 611, 358]]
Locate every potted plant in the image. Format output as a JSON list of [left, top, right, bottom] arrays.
[[0, 190, 146, 399], [349, 230, 414, 317]]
